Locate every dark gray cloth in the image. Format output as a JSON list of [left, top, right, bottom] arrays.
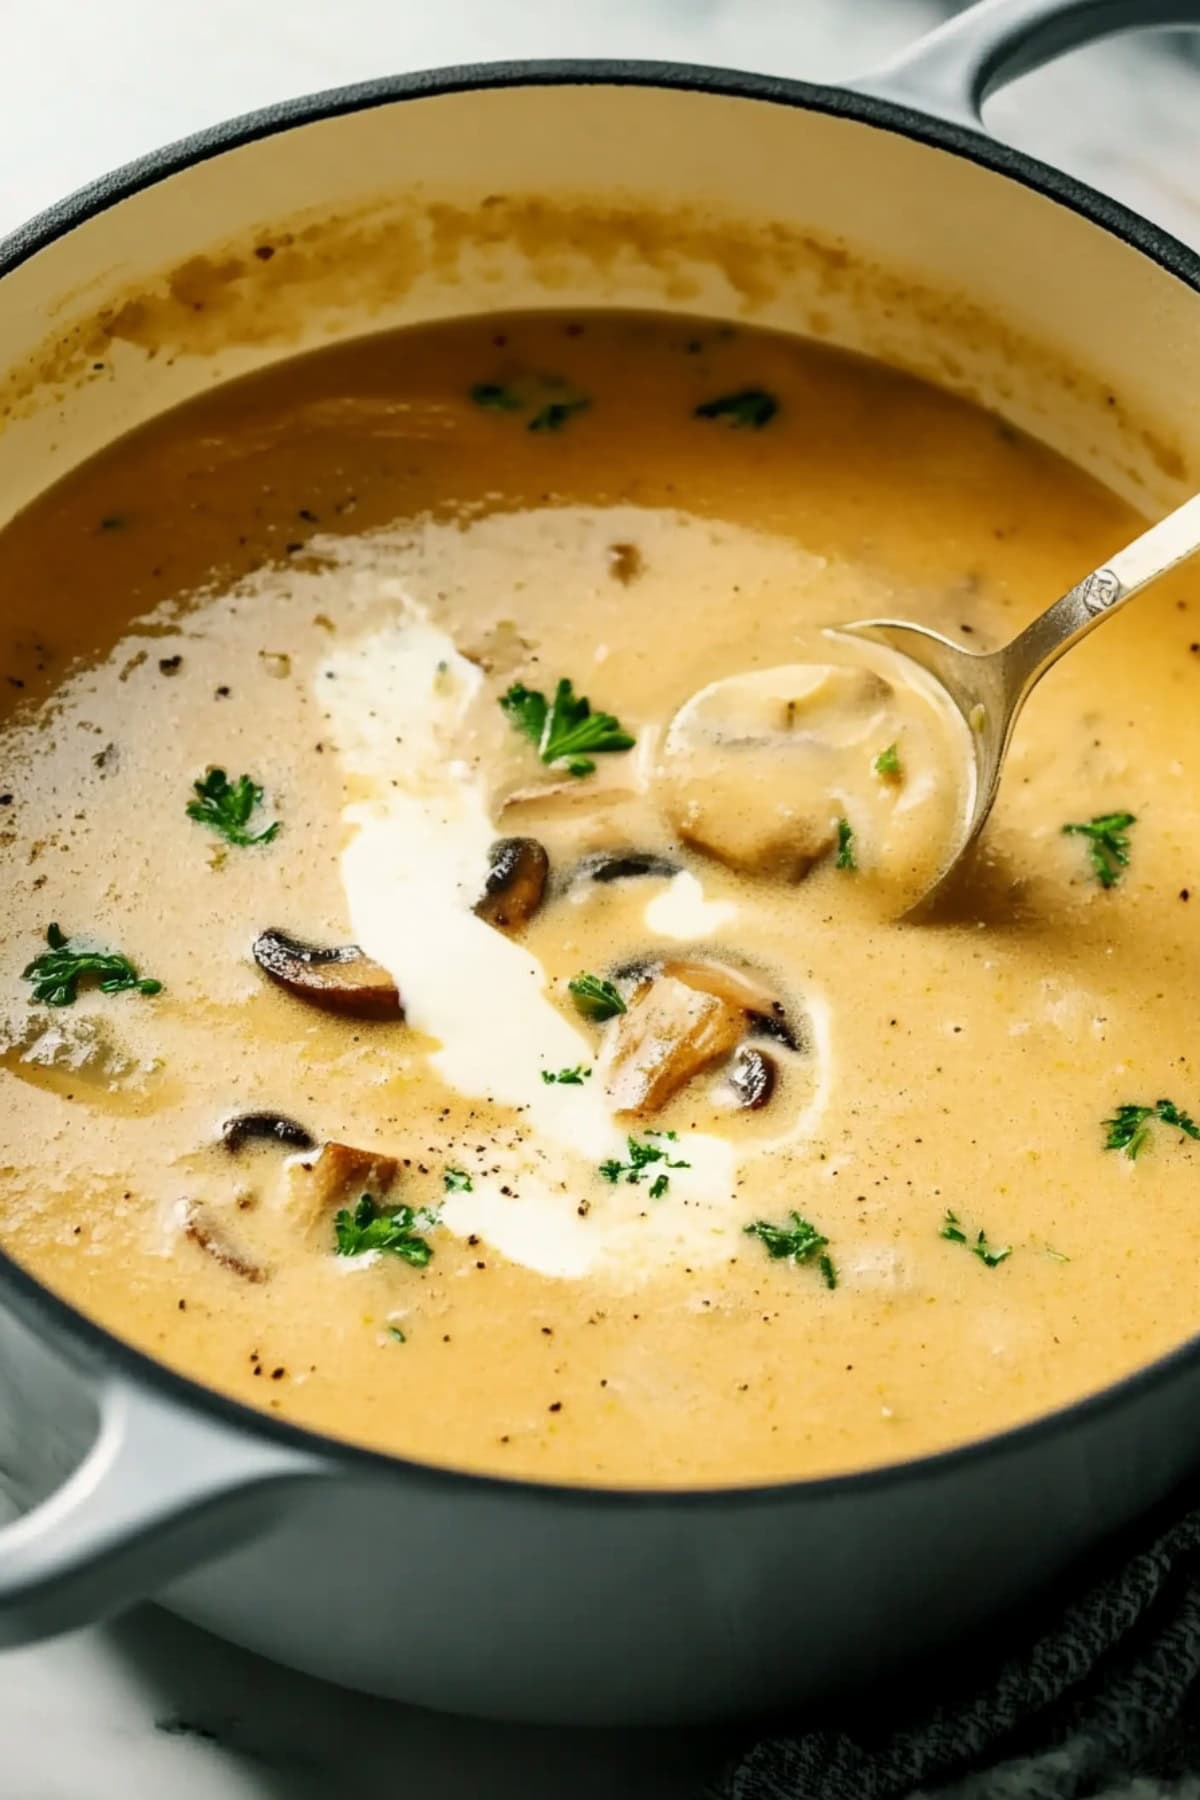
[[714, 1506, 1200, 1800]]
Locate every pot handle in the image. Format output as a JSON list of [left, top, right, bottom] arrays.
[[0, 1367, 328, 1646], [848, 0, 1200, 129]]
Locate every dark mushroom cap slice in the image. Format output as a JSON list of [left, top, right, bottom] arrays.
[[728, 1045, 777, 1110], [252, 929, 403, 1021], [745, 1005, 801, 1053], [571, 850, 680, 886], [221, 1111, 316, 1154], [183, 1202, 268, 1284], [474, 837, 549, 932]]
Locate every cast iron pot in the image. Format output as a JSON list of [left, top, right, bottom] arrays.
[[1, 0, 1199, 1726]]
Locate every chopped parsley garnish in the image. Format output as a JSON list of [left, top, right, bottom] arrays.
[[500, 677, 634, 777], [1103, 1098, 1200, 1159], [743, 1212, 837, 1289], [187, 767, 281, 848], [387, 1324, 407, 1344], [528, 398, 590, 432], [1062, 811, 1136, 888], [694, 388, 778, 429], [23, 923, 162, 1007], [334, 1195, 438, 1264], [835, 819, 856, 871], [599, 1132, 690, 1193], [469, 378, 590, 431], [568, 972, 627, 1021], [469, 381, 523, 412], [940, 1209, 1011, 1268], [541, 1065, 592, 1085], [443, 1168, 473, 1193], [874, 743, 902, 779]]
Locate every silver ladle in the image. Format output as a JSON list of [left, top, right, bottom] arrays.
[[842, 492, 1200, 914]]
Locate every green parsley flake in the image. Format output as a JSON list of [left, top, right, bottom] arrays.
[[387, 1324, 407, 1344], [500, 678, 634, 778], [334, 1195, 439, 1264], [541, 1065, 592, 1085], [469, 381, 523, 412], [940, 1209, 1011, 1268], [1062, 811, 1136, 888], [694, 388, 778, 429], [568, 973, 627, 1021], [528, 398, 590, 432], [187, 767, 281, 848], [1103, 1098, 1200, 1159], [469, 378, 591, 432], [743, 1212, 837, 1289], [23, 923, 162, 1008], [835, 818, 856, 871], [443, 1168, 474, 1193], [599, 1133, 690, 1194], [874, 743, 902, 779]]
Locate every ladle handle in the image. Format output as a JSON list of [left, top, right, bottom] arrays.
[[849, 0, 1200, 128], [1002, 492, 1200, 698]]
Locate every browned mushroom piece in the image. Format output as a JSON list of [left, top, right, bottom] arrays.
[[284, 1140, 401, 1234], [607, 541, 643, 585], [660, 665, 893, 879], [602, 955, 800, 1115], [602, 971, 746, 1116], [183, 1202, 267, 1284], [660, 957, 801, 1052], [221, 1111, 316, 1154], [474, 837, 549, 932], [728, 1045, 777, 1110], [252, 929, 403, 1021]]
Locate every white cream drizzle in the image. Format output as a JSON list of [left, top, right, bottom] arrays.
[[320, 601, 831, 1280], [643, 870, 738, 940]]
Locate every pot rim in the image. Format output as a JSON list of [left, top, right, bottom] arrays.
[[2, 56, 1198, 1509]]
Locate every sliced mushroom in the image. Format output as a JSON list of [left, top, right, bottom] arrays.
[[602, 972, 745, 1116], [253, 929, 403, 1021], [460, 618, 533, 676], [661, 956, 802, 1052], [474, 837, 549, 932], [571, 850, 680, 886], [183, 1202, 267, 1284], [221, 1111, 316, 1154], [284, 1140, 400, 1234], [728, 1045, 777, 1110], [498, 744, 644, 829]]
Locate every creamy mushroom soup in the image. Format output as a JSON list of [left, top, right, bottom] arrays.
[[0, 312, 1193, 1487]]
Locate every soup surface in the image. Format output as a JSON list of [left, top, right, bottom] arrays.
[[0, 311, 1195, 1488]]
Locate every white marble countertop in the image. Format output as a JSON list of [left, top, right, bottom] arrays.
[[0, 4, 1197, 1795]]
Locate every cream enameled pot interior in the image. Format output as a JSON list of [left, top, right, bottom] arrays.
[[1, 80, 1196, 520]]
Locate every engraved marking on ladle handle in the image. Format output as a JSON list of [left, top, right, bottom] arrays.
[[1074, 568, 1124, 616]]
